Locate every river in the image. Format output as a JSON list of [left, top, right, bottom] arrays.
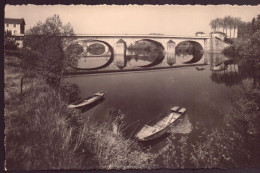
[[65, 51, 248, 140]]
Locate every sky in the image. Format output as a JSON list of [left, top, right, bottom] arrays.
[[5, 5, 260, 36]]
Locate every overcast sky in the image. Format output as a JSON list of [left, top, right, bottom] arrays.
[[5, 5, 260, 36]]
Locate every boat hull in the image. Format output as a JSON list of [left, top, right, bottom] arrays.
[[136, 113, 184, 141], [68, 91, 104, 109]]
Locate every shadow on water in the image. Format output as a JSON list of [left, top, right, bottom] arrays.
[[79, 97, 105, 113], [209, 57, 244, 87], [182, 52, 204, 64], [126, 48, 165, 68], [138, 52, 165, 68]]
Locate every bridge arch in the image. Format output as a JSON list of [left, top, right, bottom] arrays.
[[176, 40, 204, 54], [127, 39, 165, 68], [75, 39, 113, 55], [69, 39, 114, 70]]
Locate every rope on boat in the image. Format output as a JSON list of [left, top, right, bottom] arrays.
[[128, 121, 140, 139], [121, 119, 140, 132]]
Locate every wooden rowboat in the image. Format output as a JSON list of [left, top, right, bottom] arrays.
[[67, 91, 105, 108], [135, 106, 186, 141]]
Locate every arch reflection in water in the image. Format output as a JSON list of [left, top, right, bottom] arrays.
[[183, 52, 204, 64], [175, 52, 204, 65], [125, 50, 165, 68]]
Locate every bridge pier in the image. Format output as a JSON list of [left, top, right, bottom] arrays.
[[204, 38, 230, 53], [114, 39, 126, 69], [166, 40, 176, 65]]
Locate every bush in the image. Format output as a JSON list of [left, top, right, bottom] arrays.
[[4, 31, 19, 50]]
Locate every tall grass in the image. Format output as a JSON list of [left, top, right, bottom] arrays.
[[4, 55, 156, 170], [5, 53, 260, 170]]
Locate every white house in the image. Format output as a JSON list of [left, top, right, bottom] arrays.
[[4, 18, 26, 48], [5, 18, 26, 35]]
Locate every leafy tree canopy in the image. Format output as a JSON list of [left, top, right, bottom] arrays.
[[27, 14, 74, 36], [23, 14, 76, 88]]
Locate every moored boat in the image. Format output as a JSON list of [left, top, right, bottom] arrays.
[[196, 66, 206, 71], [135, 106, 186, 141], [67, 91, 105, 108]]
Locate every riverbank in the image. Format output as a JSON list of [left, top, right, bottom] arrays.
[[4, 51, 260, 169], [4, 55, 155, 170]]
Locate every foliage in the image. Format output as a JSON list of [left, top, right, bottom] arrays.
[[23, 14, 75, 89], [4, 30, 19, 50], [158, 135, 188, 168], [210, 16, 245, 38], [82, 119, 156, 169], [223, 14, 260, 69], [26, 14, 74, 35], [59, 82, 81, 104], [4, 55, 84, 170], [189, 128, 247, 168], [128, 40, 159, 51], [5, 55, 156, 170], [88, 43, 106, 55]]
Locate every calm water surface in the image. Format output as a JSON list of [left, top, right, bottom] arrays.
[[65, 53, 245, 145]]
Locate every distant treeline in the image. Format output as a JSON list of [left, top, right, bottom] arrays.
[[88, 43, 105, 55], [210, 16, 258, 38]]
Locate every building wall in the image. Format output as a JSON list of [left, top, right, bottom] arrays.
[[5, 23, 24, 36]]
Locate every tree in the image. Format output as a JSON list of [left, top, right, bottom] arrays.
[[4, 30, 19, 50], [27, 14, 74, 35], [215, 18, 222, 31], [233, 17, 241, 38], [210, 19, 218, 31], [23, 14, 75, 89], [219, 18, 225, 33], [223, 16, 233, 37]]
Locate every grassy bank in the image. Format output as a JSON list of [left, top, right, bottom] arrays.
[[5, 52, 260, 169], [4, 55, 155, 170]]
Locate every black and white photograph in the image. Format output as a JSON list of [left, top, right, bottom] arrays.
[[3, 4, 260, 170]]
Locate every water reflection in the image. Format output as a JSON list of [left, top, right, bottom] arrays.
[[126, 49, 164, 68], [65, 52, 259, 166], [114, 54, 126, 70], [208, 55, 242, 86], [73, 50, 247, 74], [166, 53, 176, 66], [169, 114, 192, 134], [174, 51, 204, 65], [77, 56, 111, 69]]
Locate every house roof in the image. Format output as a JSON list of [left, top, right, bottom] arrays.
[[4, 18, 26, 25]]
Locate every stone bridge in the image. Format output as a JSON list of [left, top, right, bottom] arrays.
[[64, 34, 229, 56]]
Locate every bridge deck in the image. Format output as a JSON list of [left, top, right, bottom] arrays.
[[35, 34, 211, 39]]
